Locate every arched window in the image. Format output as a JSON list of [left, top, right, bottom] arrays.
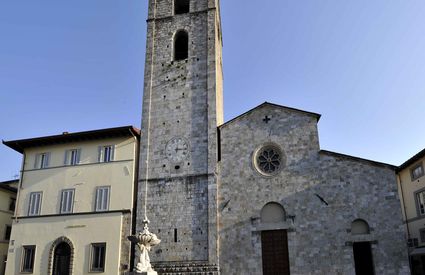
[[174, 30, 189, 61], [175, 0, 190, 15], [351, 219, 370, 235], [261, 202, 286, 223]]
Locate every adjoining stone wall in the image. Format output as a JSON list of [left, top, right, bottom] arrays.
[[120, 213, 132, 274], [218, 104, 410, 274]]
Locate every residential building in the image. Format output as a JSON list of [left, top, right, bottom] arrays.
[[0, 180, 17, 275], [397, 148, 425, 275], [2, 126, 139, 274]]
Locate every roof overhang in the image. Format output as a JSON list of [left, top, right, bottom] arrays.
[[3, 126, 140, 154]]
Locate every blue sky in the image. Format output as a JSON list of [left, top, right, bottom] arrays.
[[1, 1, 425, 181]]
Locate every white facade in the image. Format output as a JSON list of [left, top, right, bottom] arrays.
[[3, 127, 139, 275]]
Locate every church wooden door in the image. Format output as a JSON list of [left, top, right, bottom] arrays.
[[353, 242, 374, 275], [261, 230, 290, 275]]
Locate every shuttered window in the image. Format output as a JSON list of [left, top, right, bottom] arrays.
[[98, 146, 114, 163], [28, 192, 42, 216], [60, 189, 75, 214], [95, 187, 110, 212], [64, 149, 81, 166], [35, 153, 50, 169], [21, 245, 36, 273]]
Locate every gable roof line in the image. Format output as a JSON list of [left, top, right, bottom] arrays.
[[219, 102, 321, 129], [320, 150, 397, 169]]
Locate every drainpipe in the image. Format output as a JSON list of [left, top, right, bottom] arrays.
[[129, 128, 140, 271], [397, 173, 412, 270], [14, 152, 26, 223]]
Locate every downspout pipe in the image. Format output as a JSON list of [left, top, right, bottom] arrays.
[[397, 173, 412, 270], [129, 128, 140, 271]]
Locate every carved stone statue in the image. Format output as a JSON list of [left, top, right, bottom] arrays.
[[128, 219, 161, 274]]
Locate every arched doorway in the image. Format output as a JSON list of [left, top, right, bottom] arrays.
[[351, 219, 374, 275], [52, 242, 71, 275], [260, 202, 290, 275]]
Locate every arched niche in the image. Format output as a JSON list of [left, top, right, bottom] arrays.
[[261, 202, 286, 223], [174, 30, 189, 61], [351, 219, 370, 235]]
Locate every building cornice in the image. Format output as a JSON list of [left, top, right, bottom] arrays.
[[3, 125, 140, 154], [14, 209, 131, 220]]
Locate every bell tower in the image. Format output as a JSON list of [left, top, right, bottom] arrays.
[[136, 0, 223, 273]]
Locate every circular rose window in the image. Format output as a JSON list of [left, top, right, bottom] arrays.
[[253, 144, 285, 176]]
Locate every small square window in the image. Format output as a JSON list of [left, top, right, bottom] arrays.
[[411, 163, 424, 181], [174, 0, 189, 14], [28, 192, 42, 216], [21, 245, 35, 273], [95, 187, 110, 212], [90, 243, 106, 272]]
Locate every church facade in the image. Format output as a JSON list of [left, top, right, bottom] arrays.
[[136, 0, 410, 274]]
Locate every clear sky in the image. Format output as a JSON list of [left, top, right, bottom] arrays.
[[1, 1, 425, 181]]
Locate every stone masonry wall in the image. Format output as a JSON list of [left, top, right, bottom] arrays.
[[137, 0, 222, 272], [218, 104, 410, 275]]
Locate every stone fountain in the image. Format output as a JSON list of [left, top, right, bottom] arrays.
[[127, 219, 161, 275]]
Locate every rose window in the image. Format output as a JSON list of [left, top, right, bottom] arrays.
[[254, 144, 284, 176]]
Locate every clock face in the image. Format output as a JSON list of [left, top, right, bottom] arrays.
[[165, 137, 190, 163]]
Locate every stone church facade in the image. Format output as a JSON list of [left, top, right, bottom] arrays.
[[136, 0, 410, 274]]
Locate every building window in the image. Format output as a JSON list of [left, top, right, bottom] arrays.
[[34, 152, 50, 169], [174, 0, 189, 14], [95, 186, 110, 212], [90, 243, 106, 272], [417, 190, 425, 215], [98, 146, 114, 163], [174, 30, 189, 61], [9, 198, 16, 211], [411, 163, 424, 181], [420, 229, 425, 243], [28, 192, 42, 216], [21, 245, 36, 273], [4, 225, 11, 241], [60, 189, 75, 214], [253, 143, 285, 176], [64, 149, 80, 166]]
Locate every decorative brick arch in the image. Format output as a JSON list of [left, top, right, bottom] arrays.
[[48, 236, 74, 275]]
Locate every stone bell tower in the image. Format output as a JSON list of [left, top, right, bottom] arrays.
[[136, 0, 223, 273]]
